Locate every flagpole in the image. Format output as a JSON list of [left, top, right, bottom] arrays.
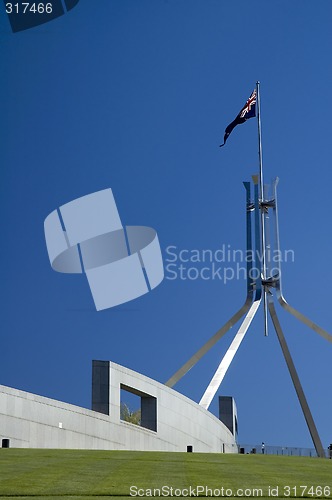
[[256, 82, 264, 204], [256, 81, 268, 337]]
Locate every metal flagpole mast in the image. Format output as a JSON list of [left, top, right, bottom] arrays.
[[166, 85, 332, 456], [256, 81, 268, 336]]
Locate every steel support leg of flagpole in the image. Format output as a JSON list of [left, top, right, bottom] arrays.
[[165, 297, 253, 388], [277, 294, 332, 343], [268, 296, 326, 458], [262, 182, 273, 337], [271, 179, 332, 343], [165, 182, 255, 388], [199, 291, 262, 410], [199, 176, 263, 409]]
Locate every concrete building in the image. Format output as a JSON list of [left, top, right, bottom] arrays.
[[0, 361, 238, 453]]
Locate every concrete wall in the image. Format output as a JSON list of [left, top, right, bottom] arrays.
[[0, 361, 238, 453], [219, 396, 238, 438]]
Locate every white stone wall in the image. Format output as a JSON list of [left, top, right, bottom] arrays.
[[0, 362, 238, 453]]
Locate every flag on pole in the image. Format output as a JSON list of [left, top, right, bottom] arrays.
[[220, 89, 256, 147]]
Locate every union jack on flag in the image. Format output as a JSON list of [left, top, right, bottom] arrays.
[[220, 89, 256, 147]]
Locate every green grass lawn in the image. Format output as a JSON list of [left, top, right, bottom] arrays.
[[0, 449, 331, 499]]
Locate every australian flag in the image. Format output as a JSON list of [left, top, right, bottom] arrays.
[[220, 89, 256, 147]]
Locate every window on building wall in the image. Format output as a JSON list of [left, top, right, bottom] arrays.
[[120, 384, 157, 432]]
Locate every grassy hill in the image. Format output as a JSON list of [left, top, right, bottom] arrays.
[[0, 449, 331, 499]]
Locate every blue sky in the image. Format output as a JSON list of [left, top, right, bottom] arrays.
[[1, 0, 332, 450]]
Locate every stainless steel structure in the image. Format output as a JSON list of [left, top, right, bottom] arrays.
[[166, 175, 331, 458]]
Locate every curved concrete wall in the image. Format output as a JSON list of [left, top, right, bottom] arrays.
[[0, 361, 238, 453]]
